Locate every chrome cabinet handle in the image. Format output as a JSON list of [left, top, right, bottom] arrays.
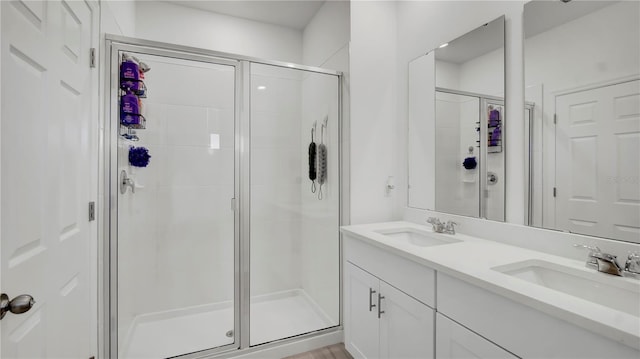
[[369, 288, 376, 311], [378, 293, 385, 318], [0, 293, 35, 320]]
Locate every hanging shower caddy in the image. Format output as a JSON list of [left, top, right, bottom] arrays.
[[475, 104, 503, 153], [119, 54, 150, 135]]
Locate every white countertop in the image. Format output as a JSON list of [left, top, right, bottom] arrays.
[[341, 221, 640, 350]]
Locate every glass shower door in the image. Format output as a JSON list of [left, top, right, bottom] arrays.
[[249, 63, 340, 346], [115, 49, 238, 358]]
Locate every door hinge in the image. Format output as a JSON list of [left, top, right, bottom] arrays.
[[88, 201, 95, 221], [553, 187, 557, 197], [230, 198, 237, 212], [553, 113, 557, 124], [89, 48, 96, 68]]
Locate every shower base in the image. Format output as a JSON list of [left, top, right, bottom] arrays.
[[121, 289, 334, 359]]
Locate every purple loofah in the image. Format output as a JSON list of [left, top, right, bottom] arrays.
[[462, 156, 477, 170], [129, 146, 151, 167]]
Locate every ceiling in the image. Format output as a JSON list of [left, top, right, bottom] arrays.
[[165, 0, 326, 30], [435, 16, 505, 65], [524, 0, 616, 38], [434, 0, 618, 65]]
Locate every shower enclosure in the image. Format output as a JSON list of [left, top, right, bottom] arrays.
[[104, 36, 343, 359]]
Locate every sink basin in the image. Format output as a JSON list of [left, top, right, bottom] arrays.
[[374, 228, 461, 247], [493, 260, 640, 317]]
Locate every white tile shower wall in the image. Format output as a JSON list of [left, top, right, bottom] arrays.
[[250, 64, 304, 297], [134, 1, 303, 64], [299, 0, 349, 325], [117, 56, 236, 346]]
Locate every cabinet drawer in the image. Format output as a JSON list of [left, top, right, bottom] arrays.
[[344, 235, 435, 307], [436, 313, 518, 359], [437, 273, 640, 359]]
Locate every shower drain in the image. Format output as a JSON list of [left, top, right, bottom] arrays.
[[226, 330, 234, 338]]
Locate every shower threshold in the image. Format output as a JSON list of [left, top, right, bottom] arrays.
[[121, 289, 334, 359]]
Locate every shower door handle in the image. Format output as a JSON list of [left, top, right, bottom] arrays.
[[368, 288, 376, 311]]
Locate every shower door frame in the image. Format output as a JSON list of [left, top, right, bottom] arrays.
[[102, 35, 346, 359]]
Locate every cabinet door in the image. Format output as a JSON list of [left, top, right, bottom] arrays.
[[345, 263, 380, 359], [436, 314, 519, 359], [379, 281, 435, 359]]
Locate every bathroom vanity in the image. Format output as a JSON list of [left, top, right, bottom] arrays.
[[341, 222, 640, 359]]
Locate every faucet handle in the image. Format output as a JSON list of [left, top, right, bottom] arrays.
[[444, 221, 458, 234], [574, 244, 601, 269], [625, 251, 640, 275], [427, 217, 441, 225]]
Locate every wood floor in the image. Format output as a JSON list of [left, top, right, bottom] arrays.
[[283, 343, 353, 359]]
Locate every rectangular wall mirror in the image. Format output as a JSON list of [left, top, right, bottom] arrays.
[[524, 0, 640, 244], [408, 16, 506, 221]]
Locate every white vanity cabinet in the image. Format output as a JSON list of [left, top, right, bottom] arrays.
[[344, 236, 436, 359], [342, 226, 640, 359], [436, 313, 518, 359], [345, 263, 381, 359], [437, 273, 640, 359], [345, 263, 435, 359]]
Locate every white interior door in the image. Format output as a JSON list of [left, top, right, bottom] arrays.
[[1, 1, 96, 357], [555, 80, 640, 242]]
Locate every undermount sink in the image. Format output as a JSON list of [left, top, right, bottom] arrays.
[[374, 228, 461, 247], [493, 260, 640, 317]]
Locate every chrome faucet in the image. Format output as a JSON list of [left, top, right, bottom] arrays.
[[426, 217, 457, 235], [624, 251, 640, 277], [574, 244, 623, 277]]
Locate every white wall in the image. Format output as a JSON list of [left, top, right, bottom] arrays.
[[302, 0, 350, 67], [134, 1, 303, 63], [101, 0, 136, 36], [350, 0, 399, 224]]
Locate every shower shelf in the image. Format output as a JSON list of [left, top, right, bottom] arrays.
[[119, 82, 147, 98], [120, 114, 146, 130]]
